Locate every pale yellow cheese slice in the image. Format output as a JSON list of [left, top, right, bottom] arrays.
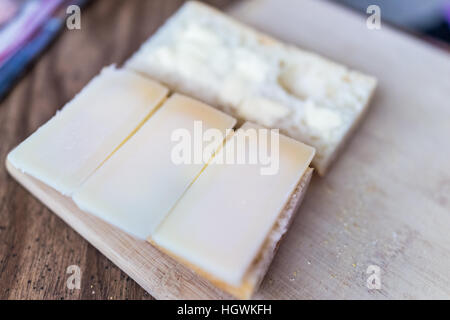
[[151, 122, 315, 286], [7, 66, 168, 195], [126, 1, 377, 175], [73, 94, 236, 239]]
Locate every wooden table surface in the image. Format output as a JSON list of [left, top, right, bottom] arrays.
[[1, 0, 449, 300], [0, 0, 234, 300]]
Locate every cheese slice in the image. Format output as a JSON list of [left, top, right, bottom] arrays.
[[7, 66, 169, 195], [126, 1, 377, 175], [73, 94, 236, 239], [151, 122, 315, 286]]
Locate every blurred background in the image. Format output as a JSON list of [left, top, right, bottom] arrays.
[[0, 0, 449, 101], [0, 0, 449, 301], [334, 0, 450, 43]]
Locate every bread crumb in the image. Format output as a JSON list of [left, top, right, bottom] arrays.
[[289, 271, 298, 281]]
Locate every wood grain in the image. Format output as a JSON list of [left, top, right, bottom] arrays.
[[230, 0, 450, 299], [0, 0, 236, 300], [1, 0, 450, 300], [5, 160, 313, 300]]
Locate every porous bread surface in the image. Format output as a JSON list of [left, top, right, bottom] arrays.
[[126, 1, 377, 175]]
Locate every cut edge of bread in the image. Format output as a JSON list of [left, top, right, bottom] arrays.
[[125, 0, 377, 177], [149, 167, 314, 299], [314, 83, 377, 175]]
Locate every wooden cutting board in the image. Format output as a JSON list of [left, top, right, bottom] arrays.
[[6, 0, 450, 299]]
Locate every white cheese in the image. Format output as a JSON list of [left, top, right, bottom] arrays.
[[7, 66, 169, 195], [73, 94, 236, 239], [126, 1, 377, 174], [152, 122, 315, 286]]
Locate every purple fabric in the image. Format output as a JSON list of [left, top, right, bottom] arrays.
[[0, 0, 63, 66], [444, 1, 450, 24]]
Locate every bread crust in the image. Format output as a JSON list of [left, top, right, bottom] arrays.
[[314, 83, 377, 175], [149, 168, 314, 299]]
